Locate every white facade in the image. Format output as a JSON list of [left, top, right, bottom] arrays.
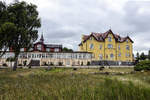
[[0, 52, 92, 66]]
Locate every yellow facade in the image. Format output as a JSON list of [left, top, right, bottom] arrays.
[[79, 30, 133, 62]]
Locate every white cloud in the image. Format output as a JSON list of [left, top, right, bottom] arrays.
[[2, 0, 150, 54]]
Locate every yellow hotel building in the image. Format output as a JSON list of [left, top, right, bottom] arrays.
[[79, 29, 134, 62]]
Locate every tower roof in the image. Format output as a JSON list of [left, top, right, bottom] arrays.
[[40, 34, 44, 43]]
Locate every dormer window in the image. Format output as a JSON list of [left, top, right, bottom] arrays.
[[90, 37, 92, 40], [108, 36, 112, 42]]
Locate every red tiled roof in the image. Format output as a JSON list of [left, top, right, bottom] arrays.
[[79, 29, 133, 46]]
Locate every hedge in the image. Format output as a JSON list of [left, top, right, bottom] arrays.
[[134, 60, 150, 71]]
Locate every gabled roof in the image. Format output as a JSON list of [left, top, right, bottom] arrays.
[[79, 29, 134, 46]]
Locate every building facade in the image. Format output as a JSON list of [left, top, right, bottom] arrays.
[[0, 34, 92, 67], [79, 29, 134, 62], [9, 34, 63, 52]]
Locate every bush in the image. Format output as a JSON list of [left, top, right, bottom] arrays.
[[18, 64, 22, 66], [28, 66, 31, 69], [87, 61, 91, 66], [99, 66, 104, 71], [2, 63, 7, 67], [49, 62, 54, 66], [43, 62, 48, 66], [81, 62, 83, 66], [58, 62, 63, 66], [73, 68, 77, 71], [134, 60, 150, 71]]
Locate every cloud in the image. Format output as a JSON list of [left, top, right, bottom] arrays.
[[3, 0, 150, 54]]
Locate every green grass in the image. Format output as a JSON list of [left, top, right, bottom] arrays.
[[0, 68, 150, 100]]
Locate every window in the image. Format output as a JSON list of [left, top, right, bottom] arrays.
[[118, 45, 120, 50], [110, 53, 114, 58], [108, 36, 112, 42], [108, 44, 113, 49], [37, 44, 42, 51], [118, 53, 121, 57], [99, 45, 102, 49], [126, 39, 128, 43], [99, 54, 103, 60], [126, 53, 130, 58], [106, 54, 108, 59], [89, 37, 92, 40], [89, 43, 94, 49], [126, 45, 130, 50], [54, 48, 59, 52], [46, 48, 50, 52]]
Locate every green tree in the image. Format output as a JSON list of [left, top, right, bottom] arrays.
[[0, 1, 41, 70], [136, 52, 140, 61], [140, 52, 146, 60], [62, 47, 73, 52]]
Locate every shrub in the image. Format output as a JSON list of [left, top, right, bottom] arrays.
[[73, 68, 77, 71], [49, 62, 54, 66], [43, 62, 48, 66], [99, 66, 104, 71], [134, 60, 150, 71], [28, 66, 31, 69], [87, 61, 91, 66], [2, 63, 7, 67], [58, 62, 63, 66], [18, 64, 22, 66], [23, 60, 27, 66], [81, 62, 83, 66]]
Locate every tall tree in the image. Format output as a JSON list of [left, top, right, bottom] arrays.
[[136, 52, 140, 61], [140, 52, 146, 60], [0, 1, 41, 70]]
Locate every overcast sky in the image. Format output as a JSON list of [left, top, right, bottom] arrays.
[[3, 0, 150, 54]]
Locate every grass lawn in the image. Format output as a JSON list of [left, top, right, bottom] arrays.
[[0, 67, 150, 100]]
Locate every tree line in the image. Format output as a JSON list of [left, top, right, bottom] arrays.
[[136, 50, 150, 61]]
